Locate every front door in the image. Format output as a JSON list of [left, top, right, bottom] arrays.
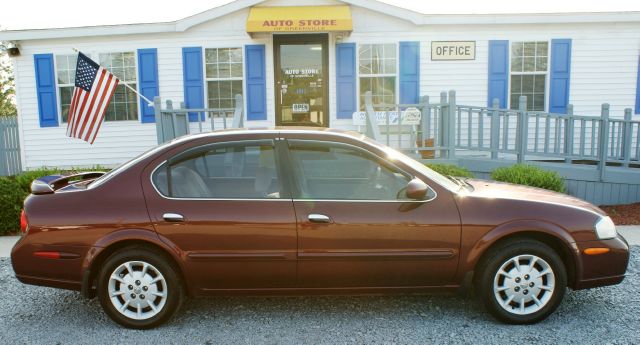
[[274, 34, 329, 127], [281, 138, 462, 288]]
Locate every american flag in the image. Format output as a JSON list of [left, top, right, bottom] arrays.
[[66, 52, 119, 144]]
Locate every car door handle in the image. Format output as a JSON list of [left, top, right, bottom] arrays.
[[308, 214, 332, 223], [163, 213, 184, 222]]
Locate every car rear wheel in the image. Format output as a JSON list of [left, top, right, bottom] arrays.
[[98, 247, 184, 329], [476, 239, 567, 324]]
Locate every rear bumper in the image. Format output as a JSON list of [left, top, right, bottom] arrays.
[[11, 236, 87, 292], [574, 234, 630, 290]]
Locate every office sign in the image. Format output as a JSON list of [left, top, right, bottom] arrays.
[[431, 41, 476, 61]]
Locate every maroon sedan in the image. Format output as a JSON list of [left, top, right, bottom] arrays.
[[12, 128, 629, 329]]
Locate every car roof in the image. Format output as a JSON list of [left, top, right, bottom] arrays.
[[175, 126, 367, 142]]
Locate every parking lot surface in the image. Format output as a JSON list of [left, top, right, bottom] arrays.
[[0, 247, 638, 345]]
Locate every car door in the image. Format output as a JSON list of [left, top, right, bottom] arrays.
[[142, 138, 297, 291], [283, 138, 461, 288]]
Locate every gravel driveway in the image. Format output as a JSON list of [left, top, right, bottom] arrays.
[[1, 249, 638, 345]]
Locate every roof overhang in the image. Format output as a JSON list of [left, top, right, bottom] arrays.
[[0, 0, 639, 41]]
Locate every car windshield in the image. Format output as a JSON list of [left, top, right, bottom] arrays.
[[366, 139, 462, 192]]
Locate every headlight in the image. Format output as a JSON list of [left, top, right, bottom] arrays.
[[594, 216, 617, 240]]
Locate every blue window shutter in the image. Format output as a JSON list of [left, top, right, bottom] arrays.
[[487, 40, 509, 108], [549, 39, 572, 114], [137, 48, 159, 123], [182, 47, 204, 122], [245, 45, 267, 121], [336, 43, 356, 119], [635, 55, 640, 114], [34, 54, 59, 127], [399, 41, 420, 105]]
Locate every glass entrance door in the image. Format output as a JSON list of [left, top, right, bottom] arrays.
[[274, 34, 328, 127]]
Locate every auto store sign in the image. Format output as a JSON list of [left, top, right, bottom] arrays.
[[431, 41, 476, 60]]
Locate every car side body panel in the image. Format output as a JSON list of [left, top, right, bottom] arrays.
[[10, 128, 629, 299]]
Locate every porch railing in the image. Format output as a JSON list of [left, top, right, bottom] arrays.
[[362, 90, 640, 178], [154, 94, 244, 143]]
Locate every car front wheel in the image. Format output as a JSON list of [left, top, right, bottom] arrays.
[[97, 247, 184, 329], [476, 239, 567, 324]]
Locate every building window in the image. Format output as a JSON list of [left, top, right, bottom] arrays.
[[205, 48, 243, 109], [358, 44, 396, 110], [98, 52, 138, 121], [510, 41, 548, 111], [55, 54, 78, 123]]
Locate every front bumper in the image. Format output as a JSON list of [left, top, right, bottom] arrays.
[[574, 234, 630, 290]]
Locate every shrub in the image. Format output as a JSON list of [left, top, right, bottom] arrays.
[[490, 164, 565, 192], [426, 163, 475, 178], [0, 177, 25, 235]]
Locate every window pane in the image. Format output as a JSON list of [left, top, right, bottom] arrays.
[[206, 64, 218, 78], [59, 86, 74, 122], [288, 141, 410, 200], [521, 75, 534, 92], [510, 94, 520, 110], [536, 42, 548, 57], [218, 48, 230, 63], [533, 94, 545, 111], [359, 45, 372, 60], [155, 143, 281, 199], [229, 48, 242, 63], [207, 80, 242, 109], [105, 84, 138, 121], [511, 75, 522, 93], [534, 75, 546, 93], [523, 57, 535, 72], [359, 43, 396, 76], [536, 57, 547, 71], [359, 76, 396, 110], [205, 49, 218, 63], [511, 42, 524, 58], [524, 42, 536, 56], [230, 63, 243, 78], [359, 59, 372, 74], [511, 57, 523, 72], [384, 59, 396, 74]]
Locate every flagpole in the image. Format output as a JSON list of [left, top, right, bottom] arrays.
[[72, 48, 154, 107]]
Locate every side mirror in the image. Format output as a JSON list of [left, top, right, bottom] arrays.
[[405, 178, 429, 200], [30, 180, 54, 195]]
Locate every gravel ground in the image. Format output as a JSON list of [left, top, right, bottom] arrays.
[[1, 249, 638, 345]]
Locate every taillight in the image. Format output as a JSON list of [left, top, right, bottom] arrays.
[[20, 209, 28, 234]]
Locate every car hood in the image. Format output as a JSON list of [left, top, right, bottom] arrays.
[[462, 179, 606, 216]]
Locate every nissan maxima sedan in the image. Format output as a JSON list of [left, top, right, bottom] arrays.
[[12, 128, 629, 329]]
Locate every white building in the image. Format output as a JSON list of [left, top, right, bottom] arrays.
[[1, 0, 639, 169]]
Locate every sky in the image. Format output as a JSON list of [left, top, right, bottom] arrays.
[[0, 0, 639, 30]]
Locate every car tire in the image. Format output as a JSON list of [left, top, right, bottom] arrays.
[[476, 239, 567, 324], [97, 246, 184, 329]]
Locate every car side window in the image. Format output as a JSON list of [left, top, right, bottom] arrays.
[[288, 141, 411, 200], [153, 141, 281, 199]]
